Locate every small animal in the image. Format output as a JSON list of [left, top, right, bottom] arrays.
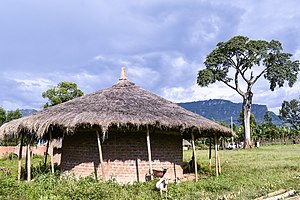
[[156, 177, 169, 196]]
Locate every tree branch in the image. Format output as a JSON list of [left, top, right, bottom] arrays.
[[221, 80, 244, 96], [226, 57, 237, 69], [252, 68, 267, 85]]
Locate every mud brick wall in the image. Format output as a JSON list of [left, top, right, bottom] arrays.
[[61, 131, 183, 183]]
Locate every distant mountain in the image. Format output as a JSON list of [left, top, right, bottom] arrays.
[[178, 99, 282, 126], [20, 109, 37, 117]]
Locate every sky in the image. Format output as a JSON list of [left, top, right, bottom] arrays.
[[0, 0, 299, 114]]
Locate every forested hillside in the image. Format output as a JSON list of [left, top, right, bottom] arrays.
[[178, 99, 281, 126]]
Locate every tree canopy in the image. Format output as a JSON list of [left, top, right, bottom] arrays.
[[42, 81, 84, 108], [198, 36, 299, 91], [6, 109, 22, 122], [0, 108, 22, 126], [0, 108, 23, 145], [279, 98, 300, 129], [197, 35, 300, 148]]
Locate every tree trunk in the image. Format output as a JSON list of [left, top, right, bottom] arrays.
[[243, 93, 253, 148]]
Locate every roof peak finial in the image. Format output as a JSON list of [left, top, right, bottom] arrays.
[[120, 67, 127, 80]]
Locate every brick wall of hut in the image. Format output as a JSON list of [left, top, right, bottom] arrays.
[[0, 145, 61, 165], [0, 146, 47, 158], [61, 131, 183, 183]]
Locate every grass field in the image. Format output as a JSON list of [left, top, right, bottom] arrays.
[[0, 144, 299, 199]]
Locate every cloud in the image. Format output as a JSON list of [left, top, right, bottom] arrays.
[[161, 73, 300, 115], [0, 70, 108, 110], [0, 0, 299, 116], [88, 52, 200, 90], [293, 49, 300, 60], [161, 83, 241, 104]]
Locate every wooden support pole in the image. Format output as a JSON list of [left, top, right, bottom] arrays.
[[44, 140, 49, 169], [218, 149, 221, 175], [18, 133, 24, 181], [146, 126, 153, 180], [217, 136, 221, 175], [214, 135, 219, 177], [27, 136, 31, 181], [49, 131, 54, 174], [96, 131, 106, 181], [191, 132, 198, 181], [25, 140, 28, 179], [209, 137, 212, 172]]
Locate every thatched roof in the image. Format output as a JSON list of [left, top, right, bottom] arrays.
[[0, 69, 234, 140]]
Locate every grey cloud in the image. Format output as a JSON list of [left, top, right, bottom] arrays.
[[0, 0, 299, 113]]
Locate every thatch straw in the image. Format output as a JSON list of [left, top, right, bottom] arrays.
[[0, 71, 234, 140]]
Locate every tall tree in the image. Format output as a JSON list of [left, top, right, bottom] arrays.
[[238, 111, 258, 141], [279, 99, 300, 129], [197, 36, 299, 148], [42, 81, 84, 108]]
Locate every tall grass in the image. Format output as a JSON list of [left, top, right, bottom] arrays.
[[0, 145, 299, 199]]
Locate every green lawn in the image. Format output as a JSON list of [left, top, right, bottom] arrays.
[[0, 144, 299, 199]]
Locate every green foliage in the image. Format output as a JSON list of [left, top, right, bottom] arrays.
[[0, 146, 300, 199], [255, 111, 279, 140], [256, 122, 279, 140], [0, 107, 5, 126], [42, 81, 84, 108], [198, 36, 299, 92], [264, 111, 273, 124], [197, 69, 216, 87], [0, 136, 19, 146], [197, 35, 300, 145], [217, 120, 229, 127], [5, 109, 22, 122], [0, 108, 23, 126], [279, 99, 300, 129], [0, 108, 23, 146]]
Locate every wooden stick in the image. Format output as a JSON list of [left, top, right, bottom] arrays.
[[173, 162, 177, 182], [49, 131, 54, 174], [256, 190, 296, 200], [44, 140, 49, 169], [96, 131, 106, 181], [209, 137, 212, 172], [27, 136, 31, 181], [214, 135, 219, 177], [191, 132, 198, 181], [18, 133, 24, 181], [25, 140, 28, 179], [146, 126, 153, 180], [254, 189, 286, 200], [218, 147, 221, 175]]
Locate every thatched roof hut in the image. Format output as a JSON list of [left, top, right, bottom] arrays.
[[0, 68, 233, 183], [0, 74, 232, 140]]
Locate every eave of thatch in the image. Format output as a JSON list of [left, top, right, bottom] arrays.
[[0, 77, 234, 140]]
